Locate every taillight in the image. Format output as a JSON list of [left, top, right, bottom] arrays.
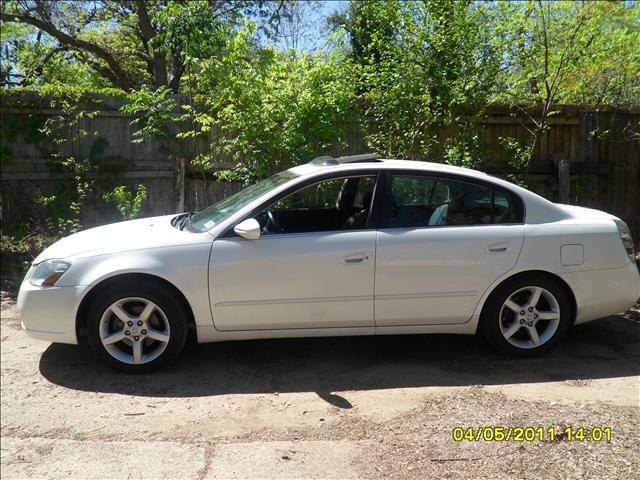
[[613, 219, 635, 263]]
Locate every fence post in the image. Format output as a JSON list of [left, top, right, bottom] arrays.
[[558, 159, 570, 204]]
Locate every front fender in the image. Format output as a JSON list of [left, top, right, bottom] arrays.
[[59, 244, 214, 327]]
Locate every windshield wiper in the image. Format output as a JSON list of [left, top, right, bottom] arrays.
[[178, 211, 195, 230], [171, 212, 188, 228]]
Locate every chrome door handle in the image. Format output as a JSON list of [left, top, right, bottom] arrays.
[[343, 254, 370, 264], [486, 242, 508, 254]]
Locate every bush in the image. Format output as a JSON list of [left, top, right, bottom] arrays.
[[103, 184, 148, 220], [0, 234, 54, 293]]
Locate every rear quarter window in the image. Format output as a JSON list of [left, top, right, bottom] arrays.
[[493, 188, 524, 224]]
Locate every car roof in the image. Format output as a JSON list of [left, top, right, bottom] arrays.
[[289, 157, 493, 180]]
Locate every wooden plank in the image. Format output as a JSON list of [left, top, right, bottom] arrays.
[[482, 161, 610, 175], [0, 171, 175, 180], [2, 99, 638, 237], [472, 117, 580, 126]]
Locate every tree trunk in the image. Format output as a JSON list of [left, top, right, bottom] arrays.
[[175, 157, 186, 213]]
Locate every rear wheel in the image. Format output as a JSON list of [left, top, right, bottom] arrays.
[[481, 275, 572, 356], [86, 283, 188, 372]]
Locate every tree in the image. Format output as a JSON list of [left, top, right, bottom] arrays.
[[562, 1, 640, 107], [260, 0, 325, 52], [177, 25, 357, 183], [496, 0, 640, 109], [0, 0, 286, 92], [327, 0, 400, 68], [337, 0, 502, 166], [491, 0, 640, 171]]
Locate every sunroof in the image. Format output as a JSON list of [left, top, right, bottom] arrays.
[[309, 156, 339, 166], [309, 153, 382, 166]]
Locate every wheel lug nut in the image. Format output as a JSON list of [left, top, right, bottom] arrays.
[[520, 319, 525, 324], [520, 310, 525, 315], [125, 330, 130, 335], [141, 329, 147, 335], [137, 321, 143, 326], [528, 307, 533, 312], [534, 314, 538, 319], [127, 321, 133, 327], [528, 322, 533, 326], [134, 336, 139, 341]]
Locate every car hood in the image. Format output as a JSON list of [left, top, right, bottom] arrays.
[[33, 214, 212, 264]]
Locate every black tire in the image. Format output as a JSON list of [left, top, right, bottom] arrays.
[[86, 281, 189, 373], [480, 274, 572, 357]]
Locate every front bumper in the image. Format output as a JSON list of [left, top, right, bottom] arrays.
[[17, 280, 87, 344]]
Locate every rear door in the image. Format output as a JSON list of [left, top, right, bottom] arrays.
[[374, 172, 525, 326]]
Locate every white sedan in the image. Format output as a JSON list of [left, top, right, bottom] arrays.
[[18, 155, 640, 372]]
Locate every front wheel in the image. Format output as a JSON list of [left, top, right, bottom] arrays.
[[481, 275, 572, 356], [86, 283, 189, 372]]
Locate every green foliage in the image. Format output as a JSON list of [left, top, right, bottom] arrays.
[[0, 101, 48, 163], [484, 1, 639, 171], [0, 111, 47, 146], [1, 2, 122, 90], [179, 24, 357, 182], [35, 153, 96, 236], [2, 0, 639, 229], [1, 86, 130, 238], [120, 86, 177, 142], [493, 1, 640, 108], [151, 0, 234, 59], [0, 233, 54, 292], [103, 185, 148, 220], [331, 0, 400, 68], [497, 136, 535, 176], [347, 0, 502, 167], [1, 0, 299, 92]]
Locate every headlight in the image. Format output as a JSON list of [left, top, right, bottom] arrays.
[[30, 260, 71, 287]]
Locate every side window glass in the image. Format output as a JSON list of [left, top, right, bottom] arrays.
[[387, 175, 492, 228], [391, 176, 436, 206], [353, 176, 377, 208], [271, 178, 344, 211], [493, 189, 521, 224], [259, 175, 377, 234]]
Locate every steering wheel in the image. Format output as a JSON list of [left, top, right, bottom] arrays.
[[266, 210, 283, 233]]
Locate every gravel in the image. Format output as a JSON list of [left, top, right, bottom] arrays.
[[1, 291, 638, 479]]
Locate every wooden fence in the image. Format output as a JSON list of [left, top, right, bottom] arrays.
[[1, 95, 638, 238], [476, 106, 639, 239]]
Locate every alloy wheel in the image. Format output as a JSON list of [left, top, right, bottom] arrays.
[[99, 297, 171, 365], [498, 286, 561, 349]]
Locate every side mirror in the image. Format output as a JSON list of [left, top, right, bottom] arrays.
[[234, 218, 261, 240]]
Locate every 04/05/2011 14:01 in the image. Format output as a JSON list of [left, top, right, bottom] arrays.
[[451, 426, 613, 443]]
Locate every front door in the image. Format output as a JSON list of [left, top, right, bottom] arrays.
[[374, 172, 525, 326], [209, 174, 379, 331]]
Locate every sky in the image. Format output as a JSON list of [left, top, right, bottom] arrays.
[[265, 0, 348, 52]]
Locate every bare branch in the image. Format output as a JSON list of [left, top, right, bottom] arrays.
[[1, 9, 133, 90], [23, 44, 68, 82], [134, 0, 167, 86], [70, 50, 124, 90]]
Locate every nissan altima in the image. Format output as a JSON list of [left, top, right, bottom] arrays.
[[17, 154, 640, 372]]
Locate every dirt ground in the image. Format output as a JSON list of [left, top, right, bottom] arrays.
[[1, 291, 638, 480]]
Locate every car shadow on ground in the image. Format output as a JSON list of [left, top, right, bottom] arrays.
[[39, 313, 639, 401]]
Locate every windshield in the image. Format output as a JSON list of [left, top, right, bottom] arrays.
[[188, 171, 299, 232]]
